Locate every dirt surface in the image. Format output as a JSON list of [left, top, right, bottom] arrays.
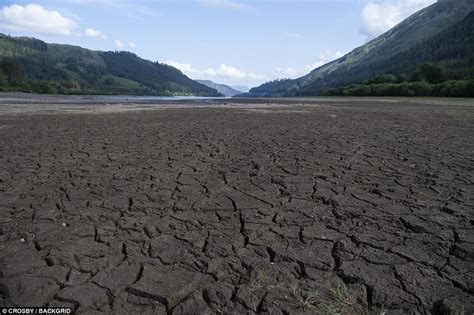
[[0, 98, 473, 314]]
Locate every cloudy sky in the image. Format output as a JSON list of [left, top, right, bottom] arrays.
[[0, 0, 436, 88]]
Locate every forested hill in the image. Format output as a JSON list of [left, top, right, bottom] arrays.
[[320, 10, 474, 97], [244, 0, 474, 97], [0, 34, 222, 96]]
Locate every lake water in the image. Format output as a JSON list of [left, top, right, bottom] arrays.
[[84, 95, 230, 102], [0, 93, 231, 104]]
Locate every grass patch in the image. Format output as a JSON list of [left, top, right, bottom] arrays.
[[290, 283, 319, 310], [249, 268, 272, 289], [288, 282, 381, 314], [321, 284, 360, 315]]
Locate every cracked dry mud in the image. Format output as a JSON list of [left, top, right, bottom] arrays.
[[0, 99, 473, 314]]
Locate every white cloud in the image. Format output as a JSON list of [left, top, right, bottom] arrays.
[[361, 0, 436, 38], [276, 50, 345, 78], [115, 39, 125, 49], [199, 0, 250, 10], [218, 64, 262, 79], [166, 61, 264, 81], [305, 50, 345, 70], [114, 40, 136, 50], [0, 4, 78, 36], [166, 61, 201, 75], [84, 28, 107, 39]]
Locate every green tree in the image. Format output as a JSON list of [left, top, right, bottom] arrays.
[[411, 81, 432, 96], [366, 74, 397, 84], [0, 71, 9, 87], [409, 71, 423, 82], [1, 61, 23, 80], [419, 63, 445, 84]]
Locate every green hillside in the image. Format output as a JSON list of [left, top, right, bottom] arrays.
[[244, 0, 474, 97], [0, 34, 221, 96], [323, 12, 474, 98]]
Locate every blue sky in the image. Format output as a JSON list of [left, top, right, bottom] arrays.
[[0, 0, 436, 88]]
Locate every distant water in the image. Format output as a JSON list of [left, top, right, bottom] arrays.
[[85, 95, 230, 102], [0, 93, 230, 104]]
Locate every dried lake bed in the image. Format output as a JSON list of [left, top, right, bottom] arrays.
[[0, 95, 473, 314]]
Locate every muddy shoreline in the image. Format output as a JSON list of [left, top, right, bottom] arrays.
[[0, 98, 473, 314]]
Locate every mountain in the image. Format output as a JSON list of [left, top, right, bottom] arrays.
[[231, 85, 250, 93], [245, 0, 474, 97], [196, 80, 243, 97], [0, 34, 222, 96]]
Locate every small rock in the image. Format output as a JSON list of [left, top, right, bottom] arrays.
[[20, 238, 26, 243]]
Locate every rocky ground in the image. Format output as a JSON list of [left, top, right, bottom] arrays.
[[0, 98, 473, 314]]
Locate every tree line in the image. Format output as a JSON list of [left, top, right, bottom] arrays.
[[323, 64, 474, 97]]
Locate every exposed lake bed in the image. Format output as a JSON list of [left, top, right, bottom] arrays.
[[0, 96, 473, 314]]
